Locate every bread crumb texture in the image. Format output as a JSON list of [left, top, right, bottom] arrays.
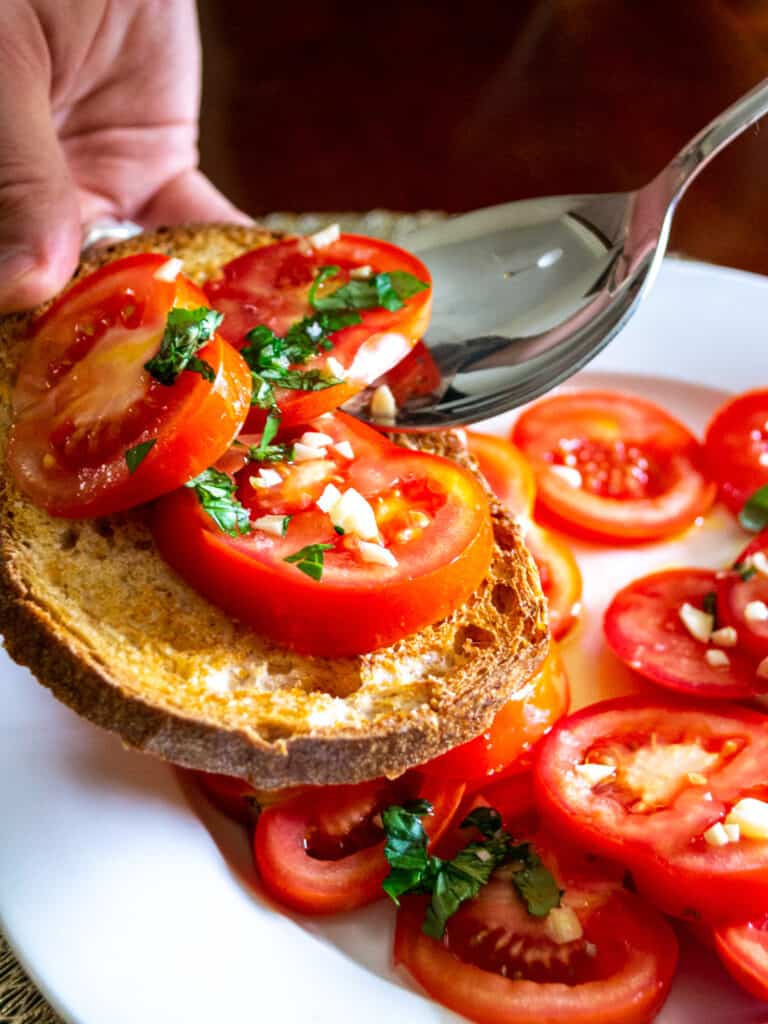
[[0, 225, 548, 787]]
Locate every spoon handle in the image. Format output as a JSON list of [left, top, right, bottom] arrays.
[[662, 77, 768, 205]]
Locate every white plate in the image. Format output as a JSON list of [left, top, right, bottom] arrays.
[[2, 258, 768, 1024]]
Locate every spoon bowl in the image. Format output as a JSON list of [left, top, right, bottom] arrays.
[[351, 78, 768, 430]]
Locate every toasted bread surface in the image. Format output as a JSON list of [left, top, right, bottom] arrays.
[[0, 225, 548, 788]]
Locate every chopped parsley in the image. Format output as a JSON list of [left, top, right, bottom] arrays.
[[740, 484, 768, 533], [124, 438, 156, 474], [284, 542, 334, 581], [381, 802, 562, 939], [144, 307, 223, 385], [185, 467, 251, 537]]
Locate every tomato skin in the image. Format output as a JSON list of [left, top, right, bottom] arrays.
[[704, 389, 768, 514], [419, 646, 569, 782], [717, 531, 768, 662], [604, 569, 762, 699], [535, 696, 768, 923], [9, 254, 252, 518], [152, 412, 494, 657], [714, 917, 768, 1002], [523, 524, 582, 642], [203, 234, 432, 427], [253, 774, 464, 915], [512, 390, 716, 543], [394, 878, 677, 1024], [467, 432, 536, 518]]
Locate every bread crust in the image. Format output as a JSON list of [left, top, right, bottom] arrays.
[[0, 225, 548, 788]]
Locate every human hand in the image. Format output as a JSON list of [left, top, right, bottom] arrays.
[[0, 0, 248, 313]]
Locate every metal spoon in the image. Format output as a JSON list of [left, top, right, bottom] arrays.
[[353, 77, 768, 431]]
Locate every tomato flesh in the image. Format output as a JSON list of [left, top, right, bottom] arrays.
[[394, 843, 677, 1024], [714, 915, 768, 1002], [419, 646, 569, 782], [704, 389, 768, 514], [512, 390, 716, 542], [253, 773, 464, 914], [604, 569, 762, 698], [467, 431, 536, 518], [523, 524, 582, 642], [717, 531, 768, 662], [535, 696, 768, 922], [152, 411, 494, 656], [203, 234, 432, 426], [9, 254, 252, 517]]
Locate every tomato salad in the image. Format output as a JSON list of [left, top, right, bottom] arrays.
[[10, 229, 768, 1023]]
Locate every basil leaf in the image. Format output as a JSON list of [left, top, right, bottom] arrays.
[[461, 807, 503, 838], [308, 265, 341, 307], [311, 270, 429, 315], [733, 560, 758, 582], [186, 356, 216, 383], [510, 845, 563, 918], [740, 484, 768, 533], [422, 840, 505, 939], [125, 438, 157, 474], [248, 410, 295, 464], [702, 591, 718, 623], [185, 468, 251, 537], [145, 307, 223, 385], [284, 542, 334, 581]]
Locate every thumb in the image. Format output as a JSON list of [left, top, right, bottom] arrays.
[[0, 71, 81, 313]]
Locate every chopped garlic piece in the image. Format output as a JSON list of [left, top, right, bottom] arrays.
[[550, 465, 583, 488], [574, 763, 616, 785], [349, 265, 373, 279], [250, 467, 282, 488], [544, 906, 583, 944], [752, 551, 768, 577], [705, 649, 730, 668], [724, 823, 741, 843], [307, 223, 340, 248], [326, 356, 346, 379], [358, 540, 398, 568], [317, 483, 342, 513], [334, 440, 354, 460], [293, 441, 328, 462], [725, 798, 768, 840], [711, 626, 738, 647], [745, 600, 768, 624], [703, 822, 730, 847], [330, 488, 378, 541], [679, 602, 714, 644], [370, 384, 397, 421], [299, 431, 334, 449], [153, 257, 184, 281], [252, 515, 287, 537]]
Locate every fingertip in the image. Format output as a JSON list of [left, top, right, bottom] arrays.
[[0, 206, 81, 314], [138, 169, 253, 228]]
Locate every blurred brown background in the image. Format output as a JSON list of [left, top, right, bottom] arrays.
[[198, 0, 768, 274]]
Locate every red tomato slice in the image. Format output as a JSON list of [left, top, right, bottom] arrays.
[[152, 411, 494, 657], [714, 916, 768, 1002], [704, 389, 768, 514], [535, 696, 768, 922], [604, 569, 762, 698], [512, 390, 716, 543], [190, 770, 305, 826], [253, 773, 464, 914], [394, 841, 677, 1024], [203, 234, 432, 426], [379, 339, 442, 406], [523, 523, 582, 641], [466, 431, 536, 518], [419, 646, 569, 782], [8, 254, 252, 518], [717, 531, 768, 663]]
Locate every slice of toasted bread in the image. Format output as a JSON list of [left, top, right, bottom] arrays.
[[0, 225, 548, 789]]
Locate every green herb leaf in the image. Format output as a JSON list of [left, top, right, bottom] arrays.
[[308, 265, 341, 307], [125, 438, 157, 474], [311, 270, 429, 315], [702, 591, 718, 624], [185, 468, 251, 537], [145, 307, 224, 385], [733, 560, 758, 582], [247, 410, 295, 464], [186, 355, 216, 383], [510, 845, 563, 918], [381, 801, 434, 903], [740, 484, 768, 533], [422, 838, 507, 939], [284, 542, 334, 581], [461, 807, 503, 838]]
